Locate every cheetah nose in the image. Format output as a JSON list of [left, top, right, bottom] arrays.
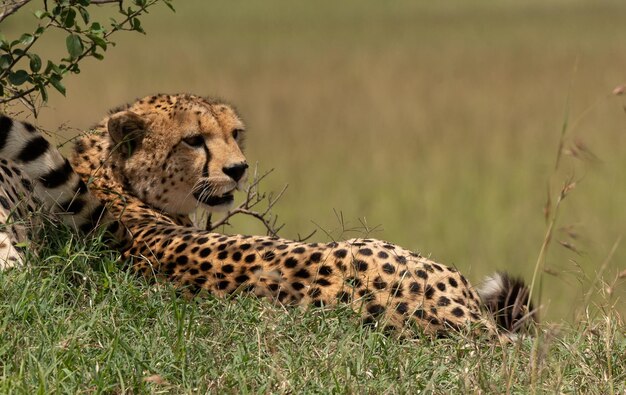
[[223, 162, 248, 182]]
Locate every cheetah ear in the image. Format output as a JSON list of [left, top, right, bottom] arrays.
[[107, 111, 146, 157]]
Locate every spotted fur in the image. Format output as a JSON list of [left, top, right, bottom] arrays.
[[60, 93, 535, 337], [0, 115, 127, 268]]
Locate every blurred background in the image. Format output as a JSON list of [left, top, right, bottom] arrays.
[[2, 0, 625, 321]]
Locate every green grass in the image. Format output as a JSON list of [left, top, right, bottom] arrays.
[[5, 0, 625, 320], [0, 229, 624, 393], [1, 0, 626, 392]]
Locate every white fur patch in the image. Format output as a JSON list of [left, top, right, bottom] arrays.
[[477, 273, 504, 301]]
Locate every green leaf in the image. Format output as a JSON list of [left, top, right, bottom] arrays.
[[60, 8, 76, 28], [44, 60, 62, 75], [19, 34, 34, 46], [0, 55, 11, 70], [66, 34, 83, 59], [78, 6, 90, 24], [90, 22, 103, 33], [8, 70, 29, 86], [68, 63, 80, 74], [92, 51, 104, 60], [163, 1, 176, 12], [131, 17, 144, 33], [39, 83, 48, 102], [28, 54, 42, 72], [33, 10, 49, 19], [49, 75, 66, 96], [86, 34, 107, 50]]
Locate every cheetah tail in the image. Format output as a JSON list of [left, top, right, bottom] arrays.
[[477, 272, 538, 333], [0, 114, 129, 247]]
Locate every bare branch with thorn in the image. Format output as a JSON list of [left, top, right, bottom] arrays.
[[205, 166, 300, 239]]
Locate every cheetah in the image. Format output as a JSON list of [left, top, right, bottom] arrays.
[[1, 94, 535, 337], [0, 115, 127, 269]]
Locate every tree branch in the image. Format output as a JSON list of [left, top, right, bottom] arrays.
[[206, 167, 289, 237], [0, 0, 31, 23], [0, 0, 161, 106]]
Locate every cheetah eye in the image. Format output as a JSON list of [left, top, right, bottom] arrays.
[[232, 129, 243, 140], [183, 135, 204, 147]]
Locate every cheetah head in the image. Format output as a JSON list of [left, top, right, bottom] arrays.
[[105, 94, 248, 215]]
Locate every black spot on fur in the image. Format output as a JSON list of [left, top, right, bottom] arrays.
[[451, 307, 465, 318], [390, 282, 403, 297], [382, 263, 396, 274], [314, 278, 331, 287], [285, 257, 298, 268], [337, 291, 351, 303], [309, 252, 322, 262], [413, 309, 425, 319], [345, 277, 362, 288], [424, 285, 435, 299], [395, 302, 409, 315], [354, 260, 368, 272], [0, 116, 13, 150], [358, 248, 373, 256], [39, 159, 73, 189], [358, 289, 375, 302], [318, 265, 332, 276], [334, 249, 347, 258], [262, 251, 276, 261], [373, 276, 387, 290], [416, 269, 428, 279], [294, 268, 310, 278], [408, 282, 421, 294], [437, 296, 450, 306], [17, 136, 50, 163], [367, 304, 385, 317], [395, 255, 407, 264], [0, 195, 10, 210]]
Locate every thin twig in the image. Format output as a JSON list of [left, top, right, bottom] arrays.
[[0, 0, 31, 23], [90, 0, 123, 4], [205, 166, 288, 237]]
